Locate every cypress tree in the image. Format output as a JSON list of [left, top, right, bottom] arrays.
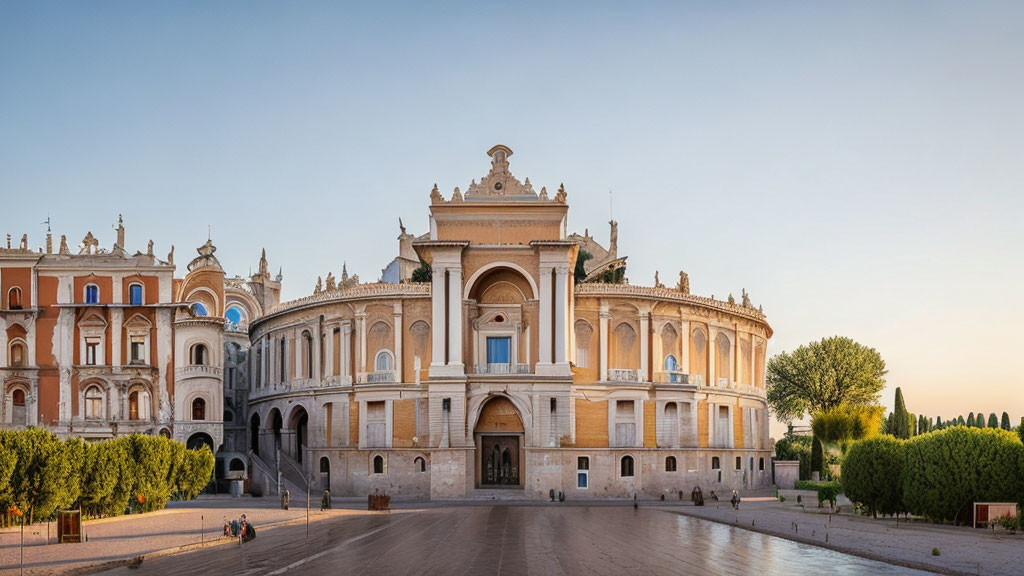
[[892, 388, 910, 439], [957, 415, 965, 426], [987, 413, 998, 429], [1000, 412, 1011, 431], [966, 413, 975, 427], [811, 435, 824, 478], [976, 412, 986, 427]]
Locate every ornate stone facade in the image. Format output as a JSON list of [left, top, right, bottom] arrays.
[[244, 146, 773, 500]]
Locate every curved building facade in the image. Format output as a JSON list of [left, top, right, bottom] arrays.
[[246, 145, 773, 499]]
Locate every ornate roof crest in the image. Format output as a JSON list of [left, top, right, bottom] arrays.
[[464, 145, 538, 200]]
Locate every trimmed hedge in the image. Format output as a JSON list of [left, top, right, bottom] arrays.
[[840, 435, 904, 517], [794, 480, 842, 507], [0, 430, 214, 525], [842, 427, 1024, 524]]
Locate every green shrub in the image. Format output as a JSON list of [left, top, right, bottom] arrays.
[[775, 435, 812, 480], [841, 435, 905, 517], [175, 446, 214, 500], [903, 427, 1024, 523], [794, 480, 842, 508]]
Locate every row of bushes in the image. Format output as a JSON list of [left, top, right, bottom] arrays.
[[0, 429, 214, 525], [841, 426, 1024, 523], [793, 480, 843, 507]]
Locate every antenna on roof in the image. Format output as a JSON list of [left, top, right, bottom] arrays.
[[609, 190, 614, 220], [207, 225, 211, 242], [41, 215, 52, 233]]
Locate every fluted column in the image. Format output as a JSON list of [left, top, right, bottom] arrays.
[[599, 302, 609, 382], [393, 302, 403, 382], [639, 312, 649, 382]]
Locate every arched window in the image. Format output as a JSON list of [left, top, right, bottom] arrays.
[[11, 389, 26, 425], [373, 454, 385, 474], [84, 284, 100, 304], [414, 456, 426, 472], [191, 343, 208, 366], [302, 331, 313, 378], [620, 455, 634, 477], [280, 337, 287, 381], [223, 409, 234, 422], [574, 320, 593, 368], [9, 341, 26, 368], [225, 305, 245, 327], [191, 302, 208, 317], [715, 332, 732, 384], [7, 287, 22, 310], [711, 456, 720, 470], [735, 456, 742, 470], [375, 350, 393, 372], [665, 456, 677, 472], [759, 457, 765, 471], [192, 398, 206, 420], [664, 354, 679, 383], [84, 385, 104, 420], [129, 390, 140, 420], [128, 283, 144, 306]]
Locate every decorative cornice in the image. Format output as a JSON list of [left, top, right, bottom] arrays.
[[254, 282, 431, 327], [575, 283, 770, 331]]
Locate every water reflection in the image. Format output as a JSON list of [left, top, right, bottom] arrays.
[[671, 513, 933, 575]]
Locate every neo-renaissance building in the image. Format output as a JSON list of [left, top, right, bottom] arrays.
[[1, 146, 772, 499]]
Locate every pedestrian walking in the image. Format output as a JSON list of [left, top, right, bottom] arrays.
[[731, 490, 741, 510]]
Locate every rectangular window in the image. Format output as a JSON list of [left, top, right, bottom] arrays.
[[129, 284, 143, 305], [86, 340, 99, 366], [85, 285, 99, 304], [486, 336, 511, 365], [577, 456, 589, 489], [614, 400, 636, 447], [130, 337, 145, 364], [366, 401, 387, 448]]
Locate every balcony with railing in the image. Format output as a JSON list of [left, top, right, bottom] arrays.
[[653, 371, 691, 385], [360, 370, 398, 384], [174, 365, 223, 381], [472, 363, 532, 375], [607, 368, 641, 383]]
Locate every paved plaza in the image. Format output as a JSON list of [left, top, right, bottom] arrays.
[[2, 495, 1022, 575]]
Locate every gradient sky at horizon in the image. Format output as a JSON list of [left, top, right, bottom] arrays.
[[2, 1, 1022, 437]]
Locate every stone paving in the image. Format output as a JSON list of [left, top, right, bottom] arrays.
[[673, 491, 1024, 576], [1, 493, 1021, 575]]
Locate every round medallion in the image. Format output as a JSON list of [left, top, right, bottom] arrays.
[[494, 182, 503, 191]]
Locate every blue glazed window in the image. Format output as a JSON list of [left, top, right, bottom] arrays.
[[129, 284, 143, 305], [85, 284, 99, 304], [486, 337, 511, 364], [192, 302, 208, 316]]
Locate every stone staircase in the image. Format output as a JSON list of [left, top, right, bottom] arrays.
[[469, 488, 536, 501]]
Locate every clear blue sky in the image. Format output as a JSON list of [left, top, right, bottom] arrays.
[[2, 1, 1022, 434]]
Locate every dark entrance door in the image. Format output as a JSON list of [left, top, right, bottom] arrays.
[[481, 435, 519, 486]]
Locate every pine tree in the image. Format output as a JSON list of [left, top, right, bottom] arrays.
[[892, 388, 910, 439], [1001, 412, 1011, 431], [966, 413, 975, 427], [988, 413, 998, 428]]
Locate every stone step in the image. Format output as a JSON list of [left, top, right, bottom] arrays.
[[469, 488, 535, 501]]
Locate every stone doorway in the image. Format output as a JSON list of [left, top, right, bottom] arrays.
[[480, 436, 520, 486], [474, 396, 525, 488]]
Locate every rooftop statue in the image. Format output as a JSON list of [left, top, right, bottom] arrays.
[[654, 271, 664, 288], [325, 272, 336, 291], [429, 183, 444, 204], [677, 271, 690, 294], [59, 235, 69, 255], [554, 183, 567, 203], [742, 288, 751, 308], [314, 276, 323, 294]]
